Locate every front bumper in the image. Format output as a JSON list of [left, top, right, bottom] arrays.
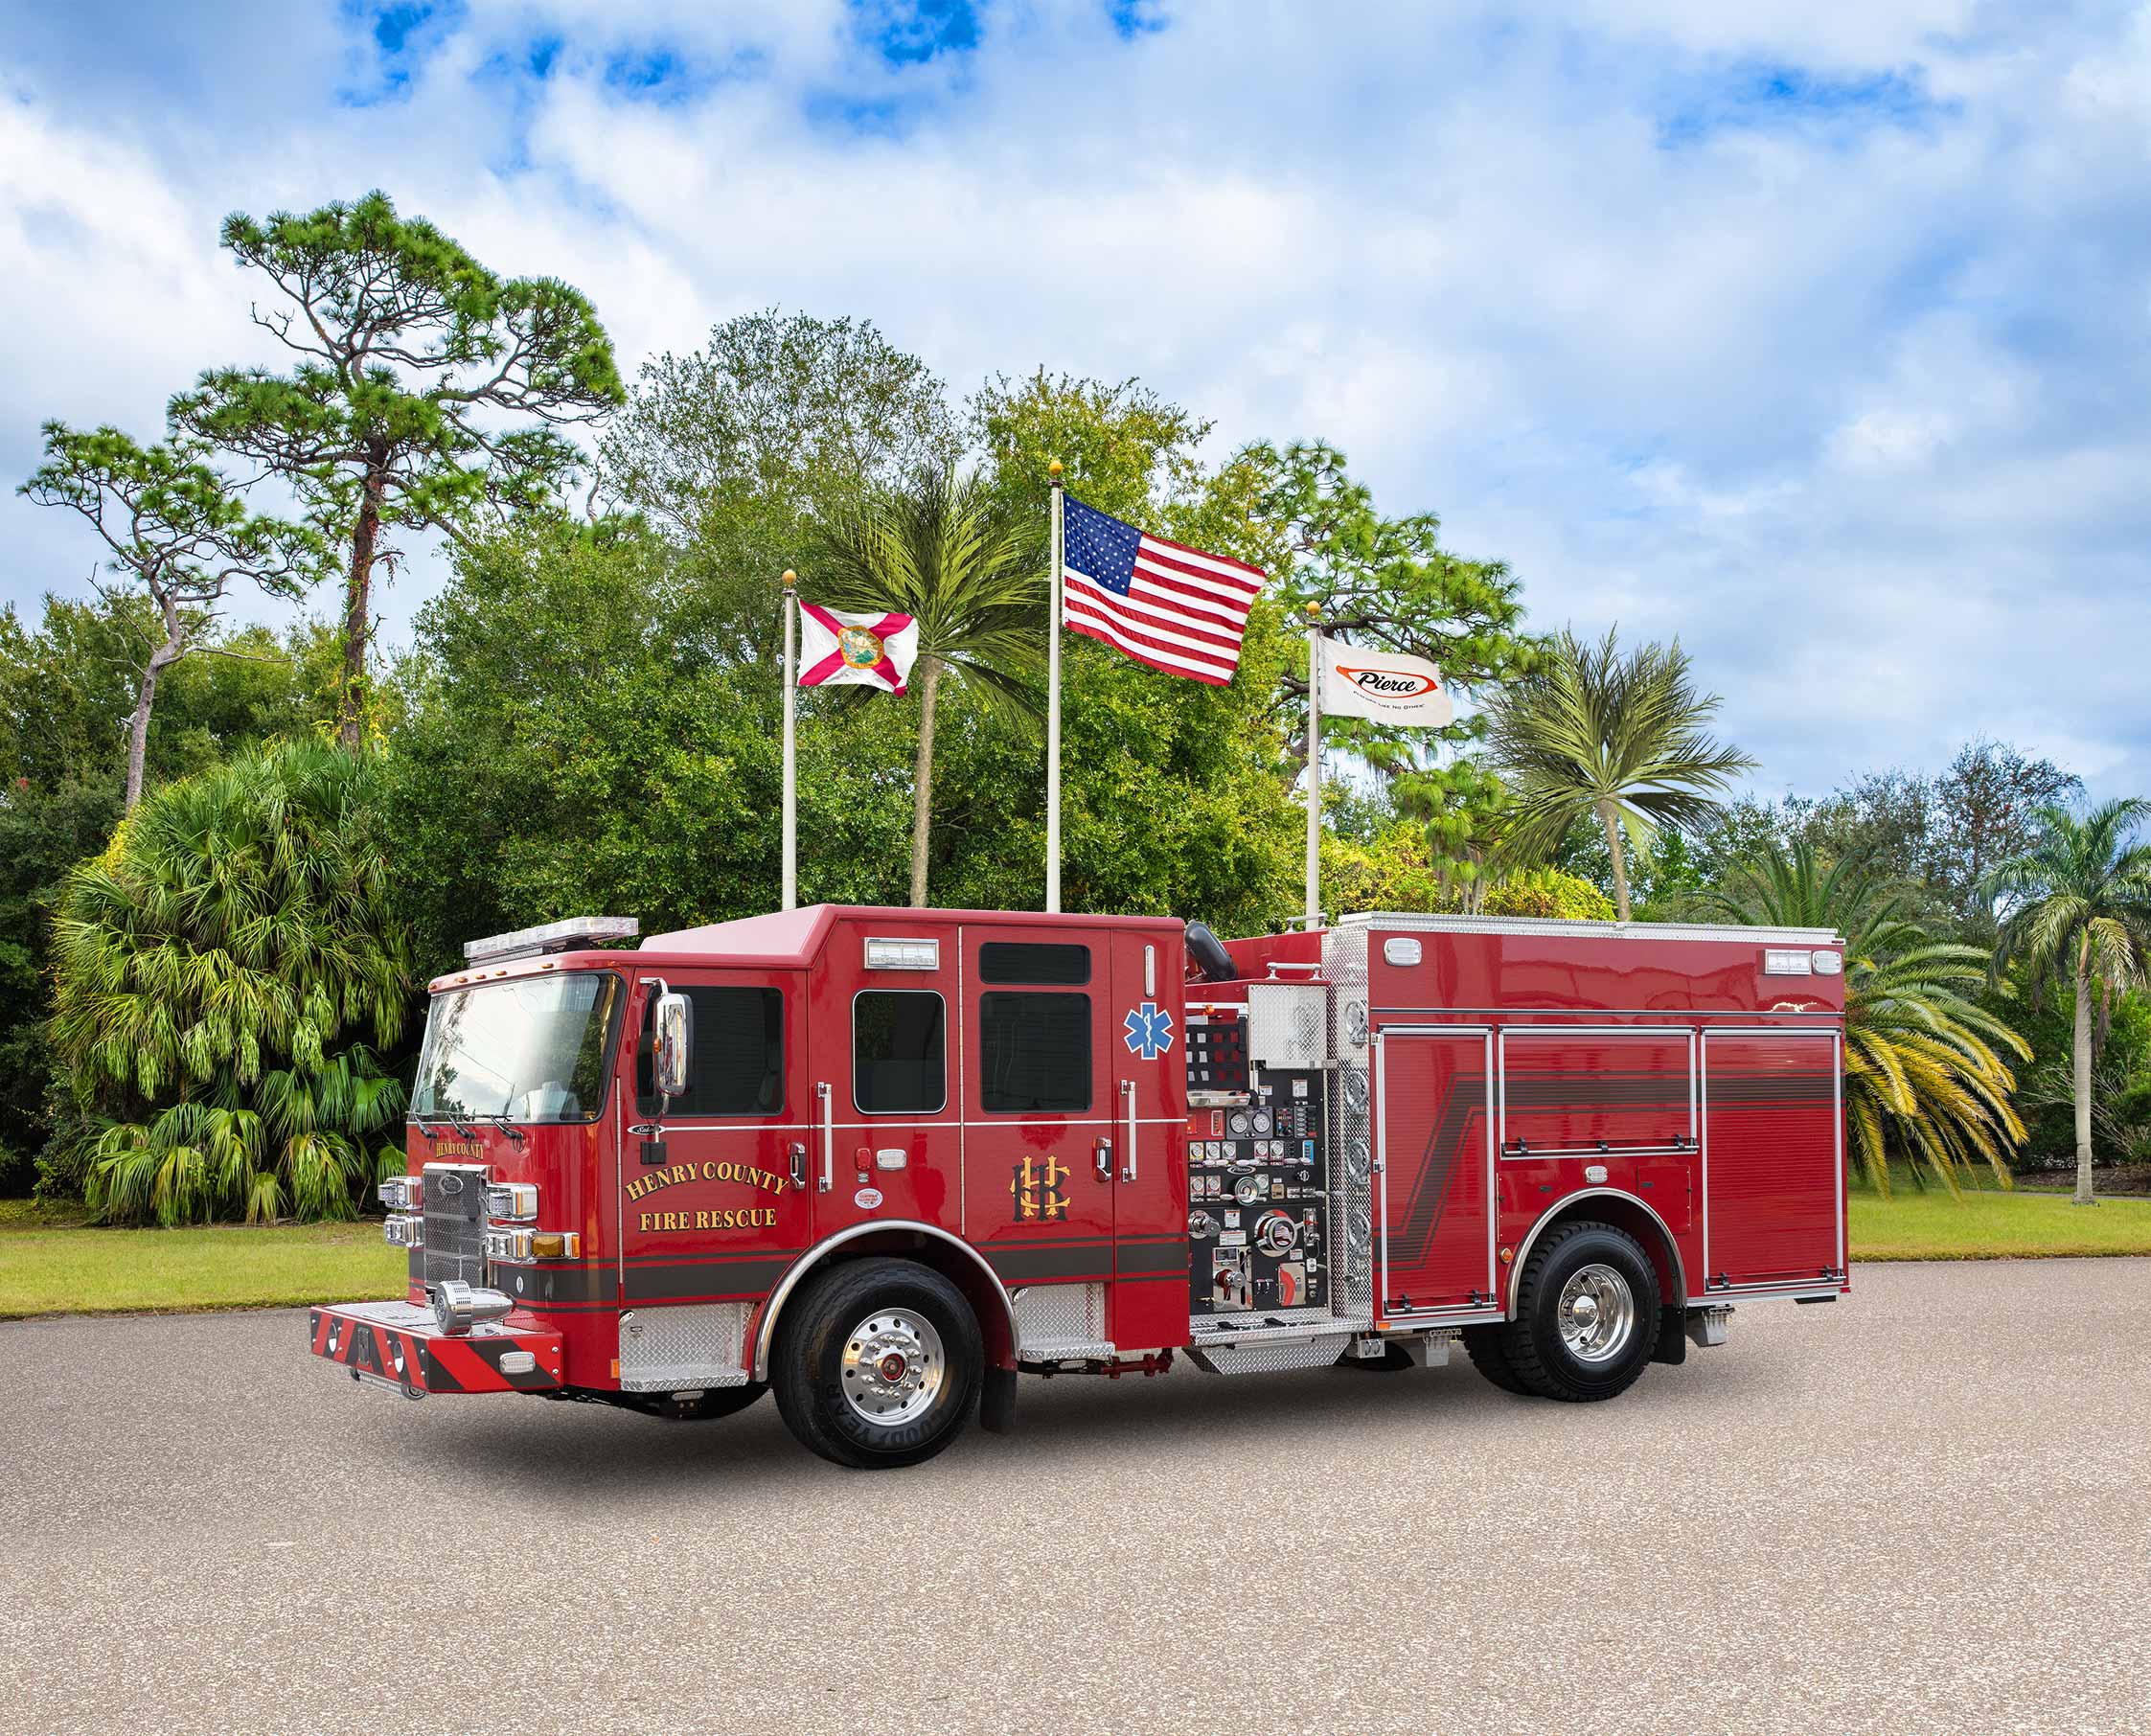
[[309, 1300, 564, 1398]]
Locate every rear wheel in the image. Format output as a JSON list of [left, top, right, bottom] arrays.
[[1461, 1324, 1535, 1396], [772, 1258, 982, 1469], [1501, 1222, 1660, 1403]]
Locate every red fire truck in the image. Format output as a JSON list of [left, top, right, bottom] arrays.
[[309, 904, 1848, 1468]]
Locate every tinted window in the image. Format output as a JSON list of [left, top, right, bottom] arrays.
[[854, 992, 947, 1114], [979, 993, 1091, 1112], [978, 942, 1091, 985], [636, 987, 785, 1117]]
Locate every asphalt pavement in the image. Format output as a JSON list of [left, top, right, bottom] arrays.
[[3, 1258, 2147, 1736]]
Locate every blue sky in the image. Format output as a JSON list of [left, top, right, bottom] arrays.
[[3, 0, 2148, 802]]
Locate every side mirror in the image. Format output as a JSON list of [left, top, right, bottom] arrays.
[[652, 989, 694, 1107]]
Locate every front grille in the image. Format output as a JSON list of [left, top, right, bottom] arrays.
[[422, 1163, 488, 1289]]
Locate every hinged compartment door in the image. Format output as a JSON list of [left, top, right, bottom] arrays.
[[1376, 1029, 1496, 1316], [1701, 1030, 1842, 1290]]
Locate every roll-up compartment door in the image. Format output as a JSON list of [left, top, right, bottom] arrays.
[[1376, 1030, 1496, 1315], [1499, 1029, 1694, 1157], [1702, 1032, 1842, 1290]]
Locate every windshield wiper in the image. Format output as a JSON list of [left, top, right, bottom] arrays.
[[475, 1112, 527, 1146], [413, 1109, 483, 1140]]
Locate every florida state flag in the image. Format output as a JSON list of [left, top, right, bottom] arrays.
[[797, 605, 920, 695]]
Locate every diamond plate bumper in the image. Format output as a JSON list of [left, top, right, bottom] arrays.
[[308, 1300, 564, 1397]]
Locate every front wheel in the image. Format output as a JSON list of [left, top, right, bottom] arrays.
[[772, 1258, 982, 1469], [1500, 1222, 1661, 1403]]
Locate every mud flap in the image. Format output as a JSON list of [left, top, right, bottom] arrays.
[[1650, 1305, 1687, 1365], [979, 1365, 1018, 1434]]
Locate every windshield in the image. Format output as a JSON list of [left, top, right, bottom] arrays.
[[411, 971, 624, 1125]]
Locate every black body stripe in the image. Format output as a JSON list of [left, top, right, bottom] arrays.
[[624, 1258, 793, 1301]]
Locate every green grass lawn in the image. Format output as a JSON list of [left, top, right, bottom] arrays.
[[1849, 1183, 2151, 1260], [0, 1200, 405, 1318]]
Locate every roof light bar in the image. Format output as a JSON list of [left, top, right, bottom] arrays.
[[463, 915, 639, 966]]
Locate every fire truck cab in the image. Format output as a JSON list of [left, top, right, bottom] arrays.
[[310, 903, 1848, 1469]]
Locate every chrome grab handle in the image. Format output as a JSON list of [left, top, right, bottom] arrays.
[[816, 1084, 833, 1193], [788, 1141, 807, 1190], [1121, 1080, 1137, 1183]]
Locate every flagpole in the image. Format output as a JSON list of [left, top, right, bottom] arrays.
[[781, 569, 797, 912], [1045, 459, 1064, 914], [1304, 602, 1322, 928]]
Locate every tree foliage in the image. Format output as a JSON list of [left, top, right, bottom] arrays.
[[1986, 800, 2151, 1202], [19, 423, 320, 809], [171, 190, 625, 748], [1485, 627, 1756, 921], [1704, 839, 2027, 1195], [812, 467, 1043, 905], [48, 742, 412, 1222], [603, 310, 957, 592]]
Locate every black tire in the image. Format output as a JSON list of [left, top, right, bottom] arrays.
[[1461, 1324, 1536, 1396], [650, 1383, 767, 1422], [772, 1258, 981, 1470], [1499, 1222, 1661, 1403]]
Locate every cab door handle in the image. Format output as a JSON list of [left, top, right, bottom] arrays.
[[788, 1141, 807, 1190], [815, 1083, 834, 1193], [1093, 1137, 1111, 1180]]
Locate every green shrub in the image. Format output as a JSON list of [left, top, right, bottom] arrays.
[[48, 742, 412, 1223]]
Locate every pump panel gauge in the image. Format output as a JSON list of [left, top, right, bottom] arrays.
[[1251, 1109, 1273, 1135], [1233, 1173, 1266, 1205]]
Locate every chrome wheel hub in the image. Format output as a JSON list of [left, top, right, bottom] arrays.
[[840, 1308, 945, 1427], [1557, 1264, 1636, 1364]]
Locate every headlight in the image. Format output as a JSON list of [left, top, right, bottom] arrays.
[[378, 1176, 423, 1211], [429, 1280, 514, 1336], [486, 1182, 538, 1221], [384, 1214, 424, 1247]]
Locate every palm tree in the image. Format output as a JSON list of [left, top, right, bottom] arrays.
[[812, 468, 1043, 905], [49, 741, 412, 1223], [1483, 627, 1754, 921], [1703, 839, 2027, 1195], [1984, 800, 2151, 1205]]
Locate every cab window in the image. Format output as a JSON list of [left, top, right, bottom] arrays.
[[854, 991, 947, 1114], [978, 992, 1091, 1112], [636, 987, 785, 1117]]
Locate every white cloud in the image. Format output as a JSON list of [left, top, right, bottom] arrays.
[[1, 0, 2148, 806]]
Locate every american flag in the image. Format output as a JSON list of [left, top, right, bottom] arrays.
[[1061, 493, 1265, 685]]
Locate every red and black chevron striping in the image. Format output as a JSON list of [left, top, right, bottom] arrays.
[[308, 1306, 562, 1394]]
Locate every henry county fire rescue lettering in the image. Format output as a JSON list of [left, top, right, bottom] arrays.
[[626, 1158, 790, 1233]]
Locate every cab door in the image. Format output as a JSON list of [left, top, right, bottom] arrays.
[[959, 925, 1119, 1315], [1104, 927, 1187, 1353], [616, 972, 812, 1312], [817, 919, 962, 1241]]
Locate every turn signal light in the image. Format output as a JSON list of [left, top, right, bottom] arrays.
[[484, 1227, 580, 1262], [378, 1176, 423, 1211], [384, 1214, 424, 1248]]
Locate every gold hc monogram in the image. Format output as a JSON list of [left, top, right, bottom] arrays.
[[1010, 1155, 1070, 1222]]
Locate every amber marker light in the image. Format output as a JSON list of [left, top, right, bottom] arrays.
[[1499, 1245, 1516, 1264]]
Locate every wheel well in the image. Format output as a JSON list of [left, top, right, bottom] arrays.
[[1507, 1191, 1686, 1315], [751, 1223, 1018, 1381]]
